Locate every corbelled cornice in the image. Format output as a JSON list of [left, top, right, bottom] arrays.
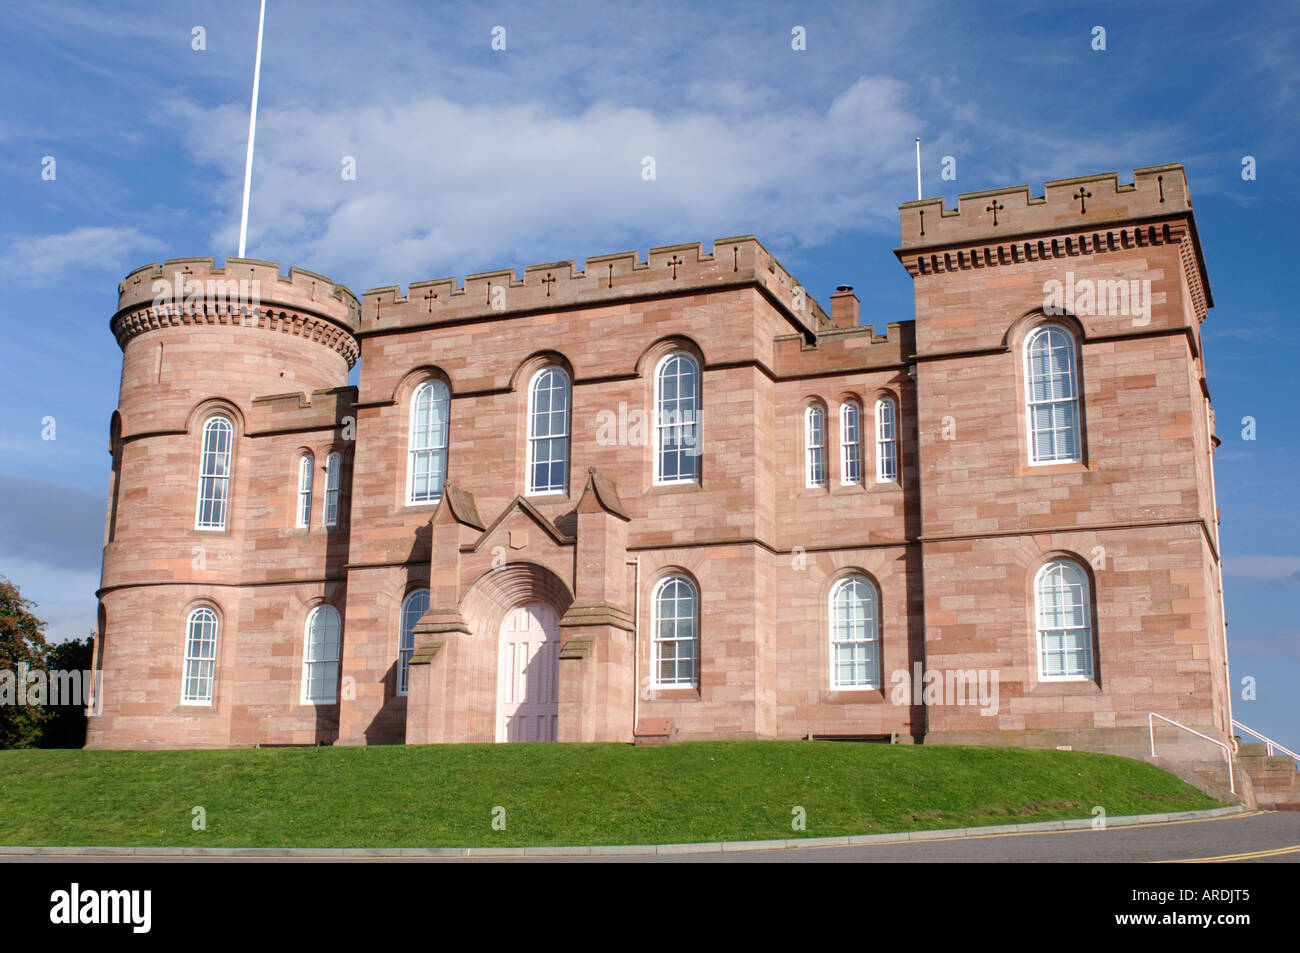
[[896, 220, 1208, 323], [110, 303, 361, 368]]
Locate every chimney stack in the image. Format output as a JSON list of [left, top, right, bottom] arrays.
[[830, 286, 859, 329]]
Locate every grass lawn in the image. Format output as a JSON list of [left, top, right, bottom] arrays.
[[0, 741, 1222, 848]]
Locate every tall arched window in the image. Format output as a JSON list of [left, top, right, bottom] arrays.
[[408, 381, 450, 503], [296, 453, 313, 528], [652, 575, 698, 689], [195, 415, 233, 530], [1025, 325, 1081, 465], [398, 589, 430, 696], [829, 575, 879, 690], [323, 452, 342, 527], [805, 405, 827, 487], [302, 605, 342, 704], [526, 367, 571, 495], [875, 397, 898, 483], [840, 400, 862, 486], [181, 606, 219, 705], [1035, 559, 1094, 680], [654, 352, 700, 485]]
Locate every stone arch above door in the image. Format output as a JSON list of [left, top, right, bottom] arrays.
[[459, 561, 574, 640]]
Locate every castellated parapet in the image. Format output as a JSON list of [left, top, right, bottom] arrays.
[[361, 235, 834, 341], [895, 164, 1211, 324], [114, 257, 361, 368]]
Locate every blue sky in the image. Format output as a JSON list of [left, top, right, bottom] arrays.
[[0, 0, 1296, 747]]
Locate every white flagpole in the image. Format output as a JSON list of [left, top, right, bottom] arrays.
[[915, 137, 925, 200], [237, 0, 266, 259]]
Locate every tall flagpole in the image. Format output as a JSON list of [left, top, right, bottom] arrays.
[[237, 0, 266, 259], [915, 137, 922, 201]]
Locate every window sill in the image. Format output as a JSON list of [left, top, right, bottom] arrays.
[[644, 686, 701, 702], [1029, 678, 1100, 695], [650, 481, 703, 495], [823, 688, 886, 704], [1020, 460, 1092, 476]]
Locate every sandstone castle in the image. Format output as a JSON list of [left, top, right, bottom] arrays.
[[86, 163, 1234, 765]]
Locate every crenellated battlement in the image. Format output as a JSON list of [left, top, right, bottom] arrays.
[[897, 164, 1192, 250], [117, 256, 362, 332], [774, 320, 914, 376], [249, 386, 358, 436], [112, 256, 362, 367], [360, 236, 835, 338]]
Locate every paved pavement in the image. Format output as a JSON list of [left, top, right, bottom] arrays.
[[3, 809, 1298, 862]]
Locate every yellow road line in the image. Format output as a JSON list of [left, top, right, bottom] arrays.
[[879, 810, 1269, 847], [1158, 843, 1300, 863]]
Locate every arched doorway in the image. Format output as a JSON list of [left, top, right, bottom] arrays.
[[495, 601, 560, 742]]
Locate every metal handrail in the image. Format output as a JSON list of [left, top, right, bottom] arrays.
[[1232, 719, 1300, 767], [1148, 712, 1234, 794]]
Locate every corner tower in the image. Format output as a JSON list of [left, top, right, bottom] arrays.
[[89, 258, 360, 747], [896, 165, 1230, 763]]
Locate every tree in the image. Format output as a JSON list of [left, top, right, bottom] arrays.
[[0, 575, 50, 748], [40, 634, 94, 749]]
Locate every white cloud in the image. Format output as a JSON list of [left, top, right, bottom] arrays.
[[161, 76, 922, 290], [0, 226, 164, 286]]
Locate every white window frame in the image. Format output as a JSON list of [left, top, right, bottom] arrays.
[[407, 381, 450, 504], [398, 589, 430, 696], [1034, 560, 1094, 681], [875, 397, 898, 483], [296, 453, 313, 528], [653, 352, 701, 486], [181, 606, 219, 705], [195, 415, 233, 530], [301, 604, 342, 704], [525, 366, 571, 496], [805, 405, 827, 488], [651, 575, 699, 689], [840, 400, 862, 486], [829, 575, 880, 691], [1024, 325, 1082, 466], [323, 452, 342, 527]]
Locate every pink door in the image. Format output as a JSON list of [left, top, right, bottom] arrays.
[[495, 602, 560, 742]]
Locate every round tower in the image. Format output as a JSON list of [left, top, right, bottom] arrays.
[[89, 257, 360, 747]]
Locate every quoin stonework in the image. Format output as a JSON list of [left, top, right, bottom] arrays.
[[87, 164, 1232, 763]]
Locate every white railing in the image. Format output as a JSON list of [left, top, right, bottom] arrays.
[[1233, 719, 1300, 768], [1148, 712, 1235, 794]]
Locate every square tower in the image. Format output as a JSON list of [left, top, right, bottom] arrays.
[[896, 165, 1229, 760]]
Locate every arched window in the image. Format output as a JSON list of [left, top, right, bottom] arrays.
[[302, 605, 342, 704], [408, 381, 450, 503], [805, 405, 827, 487], [654, 353, 700, 485], [829, 575, 879, 690], [652, 575, 698, 688], [875, 397, 898, 483], [296, 453, 313, 528], [195, 415, 233, 530], [398, 589, 429, 696], [526, 367, 571, 495], [1024, 325, 1081, 465], [181, 606, 219, 705], [840, 400, 862, 486], [323, 452, 342, 527], [1035, 560, 1094, 680]]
